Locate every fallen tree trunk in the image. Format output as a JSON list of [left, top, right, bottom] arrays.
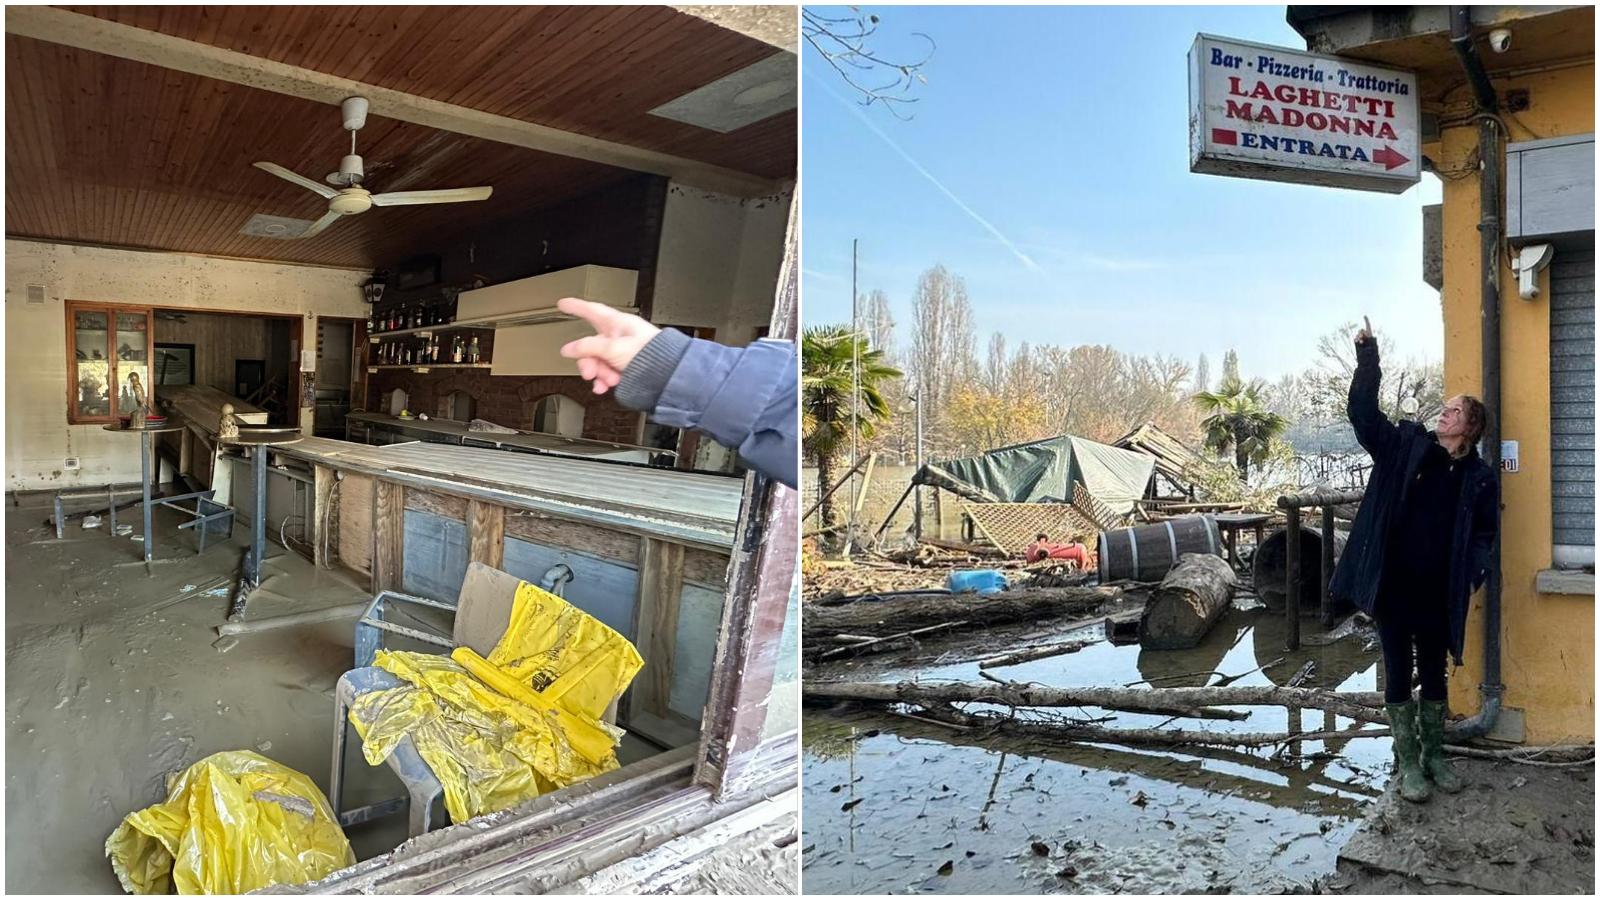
[[812, 621, 970, 660], [802, 679, 1387, 724], [977, 639, 1095, 669], [908, 703, 1386, 748], [1140, 553, 1236, 650], [802, 586, 1120, 641]]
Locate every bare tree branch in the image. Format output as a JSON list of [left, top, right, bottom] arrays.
[[802, 8, 935, 120]]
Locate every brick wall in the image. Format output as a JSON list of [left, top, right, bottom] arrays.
[[368, 367, 641, 444]]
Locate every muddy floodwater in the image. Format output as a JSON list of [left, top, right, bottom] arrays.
[[803, 602, 1392, 894]]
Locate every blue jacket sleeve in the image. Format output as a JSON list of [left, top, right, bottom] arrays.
[[1348, 339, 1399, 458], [614, 331, 798, 489]]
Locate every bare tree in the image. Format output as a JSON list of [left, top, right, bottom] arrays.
[[984, 332, 1007, 394], [801, 8, 935, 119], [862, 289, 896, 361]]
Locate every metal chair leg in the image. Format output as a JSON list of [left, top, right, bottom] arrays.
[[407, 783, 441, 837], [330, 681, 351, 819]]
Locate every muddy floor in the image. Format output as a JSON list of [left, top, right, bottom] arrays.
[[7, 485, 683, 893], [4, 492, 424, 892], [802, 598, 1393, 894]]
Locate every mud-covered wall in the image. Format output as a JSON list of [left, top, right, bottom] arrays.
[[4, 239, 367, 491]]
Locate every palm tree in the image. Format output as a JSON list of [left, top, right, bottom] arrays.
[[802, 325, 902, 533], [1192, 375, 1289, 483]]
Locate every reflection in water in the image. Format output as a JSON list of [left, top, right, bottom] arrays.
[[803, 606, 1388, 894]]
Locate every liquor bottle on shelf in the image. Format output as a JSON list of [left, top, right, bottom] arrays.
[[468, 335, 481, 364], [450, 336, 462, 364]]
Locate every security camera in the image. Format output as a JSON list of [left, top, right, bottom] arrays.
[[1487, 28, 1512, 53]]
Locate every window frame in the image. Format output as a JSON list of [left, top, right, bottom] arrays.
[[65, 301, 155, 425]]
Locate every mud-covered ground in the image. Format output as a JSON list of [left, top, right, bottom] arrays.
[[802, 597, 1392, 894], [5, 494, 412, 892]]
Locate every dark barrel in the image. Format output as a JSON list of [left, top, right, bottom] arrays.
[[1253, 524, 1350, 614], [1097, 515, 1223, 583]]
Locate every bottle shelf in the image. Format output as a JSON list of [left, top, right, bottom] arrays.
[[367, 363, 493, 372], [368, 322, 486, 340]]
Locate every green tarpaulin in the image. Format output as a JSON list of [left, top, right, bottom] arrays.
[[913, 434, 1156, 515]]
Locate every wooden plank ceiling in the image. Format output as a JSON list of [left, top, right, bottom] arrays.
[[63, 5, 796, 178], [7, 6, 796, 269]]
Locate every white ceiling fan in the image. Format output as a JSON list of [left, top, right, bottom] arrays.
[[252, 97, 493, 239]]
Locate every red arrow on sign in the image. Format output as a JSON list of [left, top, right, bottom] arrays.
[[1373, 145, 1410, 171]]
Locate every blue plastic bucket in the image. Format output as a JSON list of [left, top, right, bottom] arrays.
[[947, 569, 1008, 595]]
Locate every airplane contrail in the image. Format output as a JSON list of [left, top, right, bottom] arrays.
[[811, 74, 1040, 272]]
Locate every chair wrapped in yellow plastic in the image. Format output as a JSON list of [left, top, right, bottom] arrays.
[[347, 579, 644, 824], [105, 750, 354, 895]]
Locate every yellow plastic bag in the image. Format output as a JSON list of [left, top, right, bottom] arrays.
[[105, 750, 354, 895], [348, 580, 643, 824]]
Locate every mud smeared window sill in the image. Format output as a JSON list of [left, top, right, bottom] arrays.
[[1534, 568, 1594, 596]]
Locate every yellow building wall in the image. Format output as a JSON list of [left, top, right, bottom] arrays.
[[1430, 62, 1594, 744]]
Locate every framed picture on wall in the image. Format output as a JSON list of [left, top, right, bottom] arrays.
[[154, 343, 195, 385], [394, 256, 441, 291]]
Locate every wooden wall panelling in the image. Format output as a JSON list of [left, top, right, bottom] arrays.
[[467, 499, 506, 569], [682, 547, 730, 591], [631, 537, 686, 724], [406, 488, 469, 523], [504, 511, 640, 564], [313, 464, 334, 567], [338, 472, 374, 576], [154, 312, 275, 394], [372, 479, 405, 592]]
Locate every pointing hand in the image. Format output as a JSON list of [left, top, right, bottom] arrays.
[[558, 297, 661, 395], [1355, 315, 1374, 346]]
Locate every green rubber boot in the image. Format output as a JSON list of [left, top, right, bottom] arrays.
[[1385, 701, 1431, 803], [1418, 699, 1464, 794]]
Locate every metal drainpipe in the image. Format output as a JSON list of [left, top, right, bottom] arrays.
[[1447, 5, 1503, 741]]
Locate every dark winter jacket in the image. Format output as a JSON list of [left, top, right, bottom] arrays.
[[614, 328, 798, 489], [1327, 339, 1499, 663]]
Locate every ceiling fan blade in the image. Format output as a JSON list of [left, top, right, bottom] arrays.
[[253, 162, 339, 199], [294, 210, 343, 239], [369, 186, 493, 207]]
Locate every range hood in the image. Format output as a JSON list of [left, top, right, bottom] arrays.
[[453, 265, 639, 377]]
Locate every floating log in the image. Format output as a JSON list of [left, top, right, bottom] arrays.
[[977, 639, 1095, 669], [902, 704, 1386, 749], [1140, 553, 1238, 650], [802, 679, 1387, 724], [801, 586, 1119, 641], [811, 621, 970, 660]]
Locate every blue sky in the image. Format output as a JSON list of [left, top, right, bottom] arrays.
[[801, 4, 1444, 380]]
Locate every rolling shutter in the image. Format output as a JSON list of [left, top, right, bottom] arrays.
[[1550, 245, 1594, 568]]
